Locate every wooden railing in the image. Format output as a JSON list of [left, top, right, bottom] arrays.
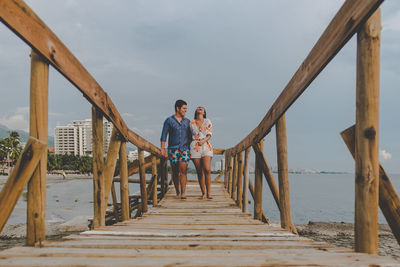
[[0, 0, 398, 257], [224, 0, 400, 255], [0, 0, 225, 247]]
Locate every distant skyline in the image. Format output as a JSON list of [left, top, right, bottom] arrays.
[[0, 1, 399, 173]]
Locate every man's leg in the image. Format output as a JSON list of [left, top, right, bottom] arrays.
[[179, 161, 188, 199], [171, 162, 180, 198]]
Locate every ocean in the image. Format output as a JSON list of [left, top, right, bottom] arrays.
[[2, 173, 400, 227]]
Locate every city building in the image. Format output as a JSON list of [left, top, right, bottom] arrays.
[[128, 150, 151, 162], [54, 119, 113, 156]]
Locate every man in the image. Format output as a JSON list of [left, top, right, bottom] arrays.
[[160, 100, 191, 199]]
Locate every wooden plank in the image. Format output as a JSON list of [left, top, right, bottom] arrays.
[[92, 106, 105, 228], [119, 142, 130, 221], [230, 154, 237, 200], [252, 142, 281, 211], [228, 0, 384, 155], [249, 177, 269, 223], [236, 151, 244, 209], [341, 125, 400, 245], [138, 149, 148, 213], [276, 115, 297, 234], [0, 137, 46, 233], [151, 156, 158, 206], [1, 182, 398, 266], [103, 127, 122, 211], [213, 170, 225, 182], [114, 154, 158, 177], [254, 140, 263, 221], [242, 148, 250, 213], [27, 50, 48, 246], [213, 148, 225, 155], [354, 8, 381, 254], [0, 0, 162, 156]]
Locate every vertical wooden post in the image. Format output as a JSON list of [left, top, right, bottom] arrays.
[[111, 182, 120, 221], [276, 115, 296, 233], [254, 140, 264, 221], [138, 149, 148, 213], [152, 155, 158, 206], [103, 127, 122, 212], [228, 156, 233, 194], [242, 147, 250, 212], [119, 141, 130, 221], [160, 158, 166, 197], [355, 8, 381, 254], [226, 154, 231, 193], [27, 50, 48, 246], [224, 153, 229, 189], [92, 106, 105, 228], [231, 154, 238, 200], [236, 151, 244, 208]]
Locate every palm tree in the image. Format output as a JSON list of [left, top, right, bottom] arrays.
[[5, 131, 22, 164]]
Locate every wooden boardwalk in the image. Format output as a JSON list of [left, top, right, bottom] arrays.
[[0, 182, 398, 266]]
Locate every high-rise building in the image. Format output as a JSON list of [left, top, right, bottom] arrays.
[[55, 119, 113, 156]]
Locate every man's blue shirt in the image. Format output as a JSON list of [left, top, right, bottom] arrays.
[[160, 115, 191, 150]]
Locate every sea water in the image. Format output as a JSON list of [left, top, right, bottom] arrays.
[[3, 173, 400, 226]]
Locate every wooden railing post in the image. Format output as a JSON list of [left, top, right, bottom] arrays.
[[254, 140, 263, 221], [92, 106, 105, 228], [160, 158, 166, 197], [231, 154, 238, 200], [242, 148, 250, 213], [103, 127, 122, 213], [276, 115, 297, 234], [355, 8, 381, 254], [224, 153, 229, 189], [138, 148, 148, 213], [152, 155, 158, 206], [236, 151, 244, 208], [228, 154, 232, 194], [27, 50, 49, 246], [119, 141, 130, 221]]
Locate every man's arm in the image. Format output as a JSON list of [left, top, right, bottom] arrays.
[[160, 118, 169, 157], [160, 141, 167, 157]]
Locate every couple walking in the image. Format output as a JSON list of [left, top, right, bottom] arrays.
[[160, 100, 213, 199]]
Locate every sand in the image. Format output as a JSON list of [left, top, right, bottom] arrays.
[[296, 221, 400, 260]]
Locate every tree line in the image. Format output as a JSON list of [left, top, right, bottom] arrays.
[[0, 131, 94, 174]]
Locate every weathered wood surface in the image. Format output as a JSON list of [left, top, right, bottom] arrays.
[[227, 0, 384, 155], [0, 0, 162, 156], [341, 125, 400, 245], [354, 8, 381, 254], [27, 50, 48, 246], [0, 182, 397, 266], [0, 137, 46, 233]]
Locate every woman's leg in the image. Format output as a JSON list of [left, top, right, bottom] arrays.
[[202, 156, 212, 198], [192, 158, 205, 198]]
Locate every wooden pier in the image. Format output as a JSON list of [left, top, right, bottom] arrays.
[[0, 182, 397, 266], [2, 0, 400, 265]]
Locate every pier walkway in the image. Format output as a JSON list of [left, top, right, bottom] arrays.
[[0, 182, 397, 266]]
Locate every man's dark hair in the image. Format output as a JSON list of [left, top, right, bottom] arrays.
[[175, 99, 187, 112]]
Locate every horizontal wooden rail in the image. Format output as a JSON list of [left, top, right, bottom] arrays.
[[227, 0, 383, 155], [0, 0, 161, 156]]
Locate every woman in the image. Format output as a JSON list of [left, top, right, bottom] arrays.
[[190, 106, 213, 199]]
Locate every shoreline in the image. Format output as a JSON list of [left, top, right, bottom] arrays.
[[296, 221, 400, 261]]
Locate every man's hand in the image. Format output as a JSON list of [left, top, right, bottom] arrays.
[[160, 148, 167, 157]]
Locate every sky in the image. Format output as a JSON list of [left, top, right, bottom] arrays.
[[0, 0, 399, 173]]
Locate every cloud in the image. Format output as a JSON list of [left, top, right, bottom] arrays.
[[380, 149, 392, 161], [383, 9, 400, 32], [0, 106, 29, 131]]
